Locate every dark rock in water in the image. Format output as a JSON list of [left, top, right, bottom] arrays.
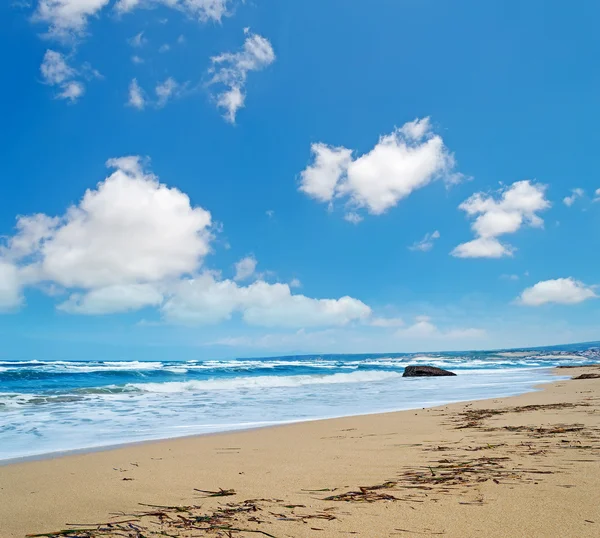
[[403, 365, 457, 377]]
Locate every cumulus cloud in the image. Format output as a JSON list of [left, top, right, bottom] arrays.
[[594, 188, 600, 202], [33, 0, 110, 39], [114, 0, 230, 22], [162, 274, 372, 327], [58, 284, 164, 314], [233, 255, 257, 282], [409, 230, 440, 252], [563, 188, 584, 207], [517, 278, 597, 306], [452, 180, 550, 258], [300, 144, 353, 203], [208, 29, 276, 123], [299, 118, 460, 217], [0, 261, 23, 311], [40, 49, 86, 102], [128, 78, 146, 109], [3, 156, 212, 303], [1, 158, 374, 326]]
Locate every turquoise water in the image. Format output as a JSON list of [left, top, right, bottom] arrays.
[[1, 344, 598, 461]]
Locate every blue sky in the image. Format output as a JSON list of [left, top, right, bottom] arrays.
[[1, 0, 599, 361]]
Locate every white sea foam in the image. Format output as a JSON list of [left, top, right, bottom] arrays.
[[128, 370, 403, 393]]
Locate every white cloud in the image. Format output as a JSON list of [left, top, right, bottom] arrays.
[[233, 255, 257, 282], [500, 274, 520, 281], [128, 78, 146, 109], [409, 230, 440, 252], [0, 261, 23, 311], [5, 156, 212, 292], [57, 80, 85, 101], [128, 31, 147, 48], [33, 0, 110, 39], [131, 55, 144, 64], [289, 278, 301, 288], [162, 274, 372, 327], [208, 29, 276, 123], [40, 49, 74, 84], [594, 188, 600, 202], [370, 317, 404, 328], [159, 43, 170, 53], [300, 144, 353, 203], [115, 0, 230, 23], [299, 117, 460, 217], [517, 278, 597, 306], [126, 78, 185, 109], [344, 212, 363, 224], [155, 77, 180, 107], [58, 284, 163, 314], [1, 158, 375, 326], [40, 49, 86, 102], [563, 188, 584, 207], [266, 209, 275, 218], [452, 180, 550, 258]]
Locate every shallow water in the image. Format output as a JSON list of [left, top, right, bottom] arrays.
[[1, 346, 598, 461]]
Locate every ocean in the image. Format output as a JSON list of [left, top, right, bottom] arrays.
[[1, 344, 598, 462]]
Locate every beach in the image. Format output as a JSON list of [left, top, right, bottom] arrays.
[[1, 365, 599, 538]]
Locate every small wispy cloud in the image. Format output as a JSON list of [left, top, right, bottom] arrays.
[[127, 78, 146, 110], [409, 230, 440, 252], [234, 255, 258, 282], [208, 28, 275, 123], [344, 212, 363, 225], [156, 77, 184, 107], [129, 32, 147, 48], [563, 188, 584, 207], [40, 50, 94, 103], [126, 77, 188, 109]]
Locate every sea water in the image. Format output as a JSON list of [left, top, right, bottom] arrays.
[[1, 345, 598, 461]]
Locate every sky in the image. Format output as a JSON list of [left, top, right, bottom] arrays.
[[1, 0, 599, 361]]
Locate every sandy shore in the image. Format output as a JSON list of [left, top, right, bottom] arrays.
[[1, 366, 600, 538]]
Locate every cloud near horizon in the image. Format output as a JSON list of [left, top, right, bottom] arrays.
[[517, 278, 597, 306], [0, 157, 380, 329]]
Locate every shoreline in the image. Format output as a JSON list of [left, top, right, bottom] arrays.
[[1, 365, 599, 537], [0, 370, 566, 467]]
